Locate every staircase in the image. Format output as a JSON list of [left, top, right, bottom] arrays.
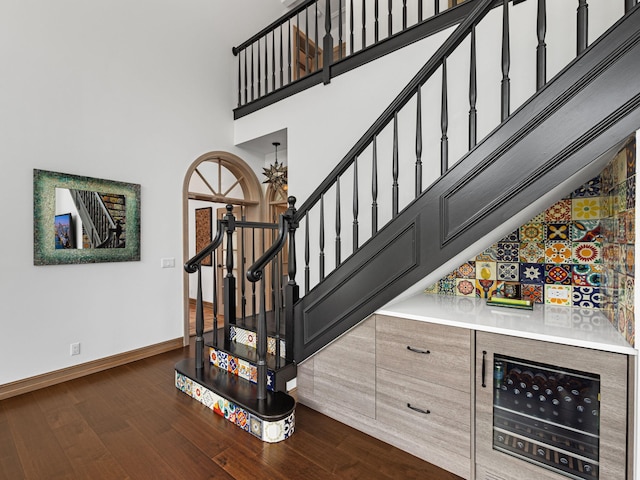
[[177, 0, 640, 444]]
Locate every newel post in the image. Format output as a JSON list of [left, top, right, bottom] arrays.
[[323, 0, 334, 85], [223, 204, 237, 350], [284, 197, 299, 363]]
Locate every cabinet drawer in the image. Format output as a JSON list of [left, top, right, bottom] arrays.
[[376, 315, 471, 391], [376, 367, 471, 474]]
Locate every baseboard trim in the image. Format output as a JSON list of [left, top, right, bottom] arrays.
[[0, 337, 184, 401]]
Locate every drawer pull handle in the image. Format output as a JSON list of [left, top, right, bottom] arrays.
[[406, 346, 430, 354], [407, 403, 430, 415]]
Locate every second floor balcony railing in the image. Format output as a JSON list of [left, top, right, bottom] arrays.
[[232, 0, 475, 118]]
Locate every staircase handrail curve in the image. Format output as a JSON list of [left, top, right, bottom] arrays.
[[246, 196, 297, 283], [292, 0, 496, 221], [184, 218, 226, 274], [232, 0, 317, 55]]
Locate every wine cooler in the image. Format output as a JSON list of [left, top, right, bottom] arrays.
[[492, 355, 600, 479], [475, 331, 629, 480]]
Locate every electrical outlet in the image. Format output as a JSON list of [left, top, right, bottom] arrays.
[[70, 342, 80, 356]]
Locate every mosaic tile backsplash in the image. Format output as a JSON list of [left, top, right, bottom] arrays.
[[426, 136, 636, 346]]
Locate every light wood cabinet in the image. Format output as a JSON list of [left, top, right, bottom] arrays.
[[375, 314, 472, 478], [296, 315, 633, 480]]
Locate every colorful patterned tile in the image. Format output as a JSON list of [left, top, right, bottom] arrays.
[[572, 287, 602, 308], [615, 183, 627, 215], [476, 245, 497, 261], [602, 162, 615, 194], [216, 350, 228, 371], [572, 176, 601, 198], [496, 242, 519, 262], [284, 414, 295, 439], [456, 261, 475, 279], [192, 381, 204, 403], [572, 197, 602, 220], [437, 278, 455, 295], [546, 223, 570, 241], [626, 248, 635, 277], [626, 138, 636, 177], [544, 264, 571, 285], [500, 230, 519, 242], [615, 213, 627, 243], [475, 279, 502, 299], [572, 264, 602, 287], [424, 283, 439, 294], [544, 285, 571, 306], [266, 337, 275, 356], [455, 278, 477, 297], [263, 420, 285, 443], [545, 199, 572, 223], [250, 416, 263, 439], [520, 263, 544, 284], [238, 359, 252, 381], [625, 276, 635, 308], [519, 242, 545, 263], [235, 407, 250, 432], [229, 326, 237, 342], [475, 261, 496, 281], [571, 220, 601, 242], [496, 262, 518, 281], [228, 355, 239, 375], [209, 348, 218, 367], [615, 147, 628, 185], [618, 307, 628, 336], [545, 241, 572, 264], [267, 371, 275, 391], [519, 223, 545, 243], [626, 209, 635, 244], [528, 212, 545, 223], [250, 365, 258, 383], [521, 284, 544, 304], [626, 177, 636, 209], [201, 389, 218, 410], [572, 242, 602, 264]]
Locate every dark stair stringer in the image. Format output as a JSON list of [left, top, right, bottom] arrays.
[[293, 6, 640, 363]]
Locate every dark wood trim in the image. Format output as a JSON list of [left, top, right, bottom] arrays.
[[0, 338, 183, 400]]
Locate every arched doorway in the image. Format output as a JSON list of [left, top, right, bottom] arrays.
[[182, 151, 264, 344]]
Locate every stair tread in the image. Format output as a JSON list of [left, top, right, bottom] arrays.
[[175, 358, 295, 421], [235, 310, 286, 336]]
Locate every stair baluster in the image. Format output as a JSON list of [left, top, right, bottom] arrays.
[[577, 0, 588, 55], [536, 0, 547, 90], [223, 205, 237, 350], [501, 0, 511, 121], [469, 25, 477, 149]]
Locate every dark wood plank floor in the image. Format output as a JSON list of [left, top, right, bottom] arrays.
[[0, 340, 463, 480]]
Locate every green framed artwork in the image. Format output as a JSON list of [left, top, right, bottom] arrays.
[[33, 169, 141, 265]]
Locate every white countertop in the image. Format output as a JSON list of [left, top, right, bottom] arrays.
[[377, 293, 637, 356]]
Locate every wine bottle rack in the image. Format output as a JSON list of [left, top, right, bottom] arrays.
[[492, 355, 601, 480]]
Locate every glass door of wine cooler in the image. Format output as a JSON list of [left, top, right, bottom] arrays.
[[493, 355, 600, 479], [475, 331, 629, 480]]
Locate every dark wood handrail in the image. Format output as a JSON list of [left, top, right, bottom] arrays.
[[184, 218, 225, 273], [232, 0, 317, 55]]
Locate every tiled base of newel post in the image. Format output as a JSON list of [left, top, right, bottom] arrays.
[[175, 371, 295, 443]]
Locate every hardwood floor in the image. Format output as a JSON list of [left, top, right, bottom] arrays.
[[0, 340, 463, 480]]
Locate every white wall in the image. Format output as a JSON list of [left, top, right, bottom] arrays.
[[0, 0, 286, 385]]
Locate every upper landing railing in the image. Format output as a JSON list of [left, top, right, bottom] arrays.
[[232, 0, 481, 119]]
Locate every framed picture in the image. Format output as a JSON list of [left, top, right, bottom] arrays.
[[34, 169, 141, 265], [195, 207, 213, 266], [54, 213, 75, 249]]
